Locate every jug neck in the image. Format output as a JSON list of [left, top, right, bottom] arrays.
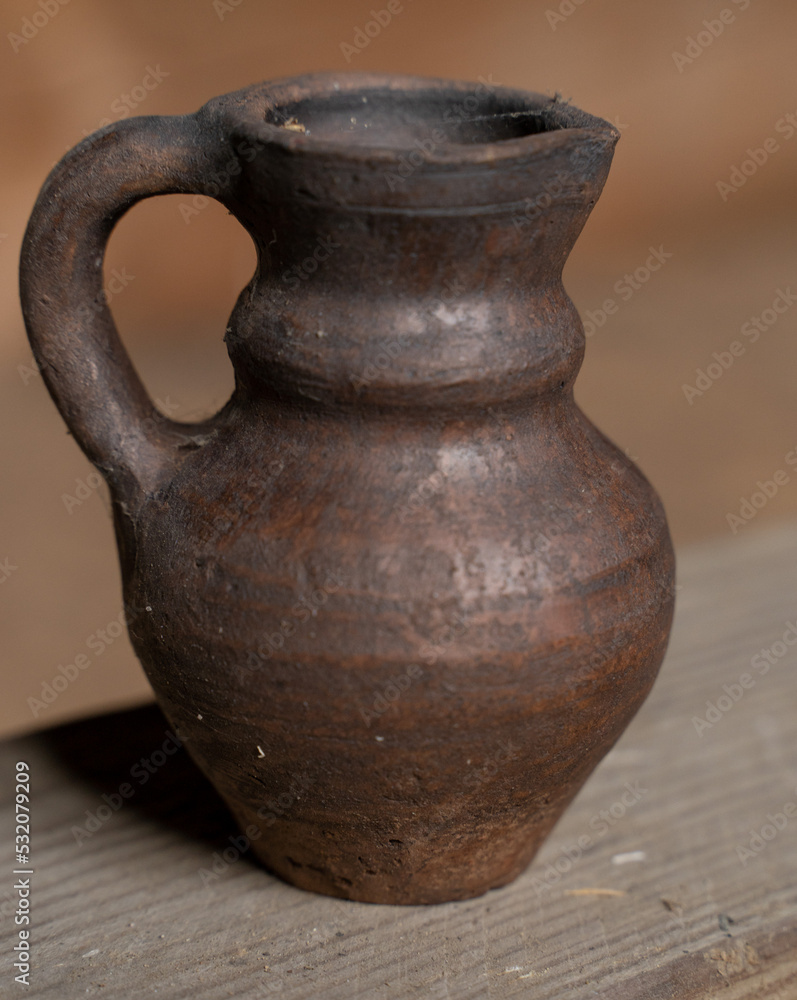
[[203, 73, 619, 410]]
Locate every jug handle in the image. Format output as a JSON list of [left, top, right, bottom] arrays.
[[20, 112, 228, 511]]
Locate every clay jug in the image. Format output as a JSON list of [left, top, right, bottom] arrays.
[[20, 72, 675, 905]]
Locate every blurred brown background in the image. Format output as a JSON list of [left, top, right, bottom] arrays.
[[2, 0, 795, 737]]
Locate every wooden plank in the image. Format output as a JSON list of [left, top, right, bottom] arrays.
[[2, 523, 797, 998]]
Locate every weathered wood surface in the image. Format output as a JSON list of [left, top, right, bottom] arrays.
[[2, 523, 797, 999]]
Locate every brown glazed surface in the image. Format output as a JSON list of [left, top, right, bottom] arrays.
[[20, 73, 675, 904]]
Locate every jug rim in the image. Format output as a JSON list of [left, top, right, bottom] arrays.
[[215, 71, 620, 167]]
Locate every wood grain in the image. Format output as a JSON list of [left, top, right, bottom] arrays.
[[2, 523, 797, 998]]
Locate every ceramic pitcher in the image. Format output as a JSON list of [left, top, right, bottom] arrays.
[[21, 73, 675, 904]]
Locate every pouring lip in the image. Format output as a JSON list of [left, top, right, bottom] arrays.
[[214, 71, 620, 167]]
